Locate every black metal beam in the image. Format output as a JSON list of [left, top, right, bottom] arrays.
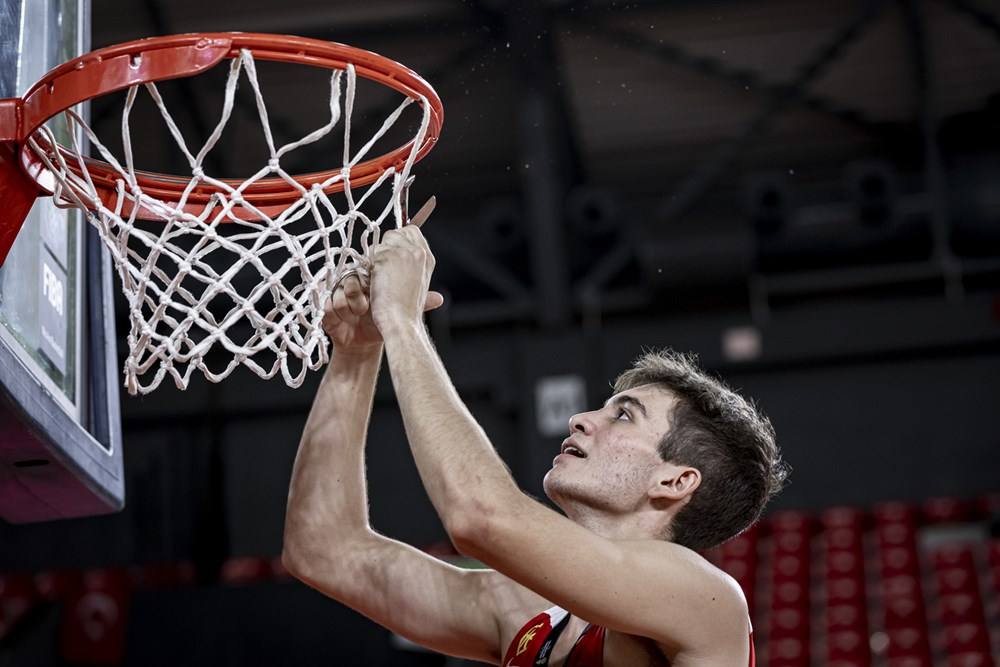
[[900, 0, 962, 298], [940, 0, 1000, 44], [575, 0, 891, 302], [656, 0, 889, 228], [505, 0, 579, 328], [427, 230, 533, 303], [141, 0, 227, 176], [587, 23, 897, 140]]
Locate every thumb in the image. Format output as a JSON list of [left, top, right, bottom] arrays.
[[423, 291, 445, 312]]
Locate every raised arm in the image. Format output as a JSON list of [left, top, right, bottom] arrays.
[[369, 225, 751, 662], [281, 201, 509, 663]]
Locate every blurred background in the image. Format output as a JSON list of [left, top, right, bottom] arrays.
[[2, 0, 1000, 665]]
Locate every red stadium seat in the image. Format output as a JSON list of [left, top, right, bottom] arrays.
[[59, 568, 131, 665], [220, 557, 274, 585], [826, 603, 867, 632], [0, 573, 38, 641], [827, 628, 870, 663], [770, 511, 813, 535], [874, 502, 919, 527], [924, 497, 974, 524], [938, 592, 986, 626], [827, 549, 864, 578], [34, 569, 82, 601], [878, 522, 917, 548], [932, 546, 976, 571], [825, 526, 864, 552], [942, 623, 991, 655], [774, 530, 809, 555], [883, 594, 927, 630], [887, 656, 933, 667], [987, 540, 1000, 569], [946, 652, 995, 667], [773, 554, 809, 582], [821, 506, 867, 530], [768, 636, 810, 666], [881, 574, 922, 600], [880, 546, 921, 578], [723, 533, 758, 559], [936, 567, 981, 597], [772, 580, 808, 607], [769, 606, 809, 639], [828, 575, 866, 605], [886, 625, 932, 660]]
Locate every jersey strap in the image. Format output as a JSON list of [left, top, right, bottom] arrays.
[[563, 622, 605, 667], [502, 606, 569, 667], [504, 607, 753, 666]]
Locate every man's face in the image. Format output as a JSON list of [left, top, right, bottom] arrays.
[[543, 383, 678, 515]]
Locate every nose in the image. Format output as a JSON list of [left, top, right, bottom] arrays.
[[568, 410, 595, 435]]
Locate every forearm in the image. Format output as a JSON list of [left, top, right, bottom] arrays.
[[381, 321, 520, 533], [284, 344, 382, 562]]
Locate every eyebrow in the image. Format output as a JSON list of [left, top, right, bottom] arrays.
[[605, 394, 648, 418]]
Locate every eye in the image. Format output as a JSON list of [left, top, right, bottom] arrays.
[[614, 407, 631, 422]]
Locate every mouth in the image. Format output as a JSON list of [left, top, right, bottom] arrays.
[[560, 440, 588, 459]]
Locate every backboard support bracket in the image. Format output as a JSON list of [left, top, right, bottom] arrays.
[[0, 141, 39, 266]]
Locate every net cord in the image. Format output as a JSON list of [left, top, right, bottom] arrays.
[[24, 49, 431, 394]]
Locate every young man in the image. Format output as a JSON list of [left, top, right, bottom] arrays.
[[282, 199, 788, 666]]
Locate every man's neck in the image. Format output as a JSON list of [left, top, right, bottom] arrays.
[[560, 503, 670, 541]]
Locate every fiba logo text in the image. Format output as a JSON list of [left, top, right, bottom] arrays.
[[42, 263, 64, 317]]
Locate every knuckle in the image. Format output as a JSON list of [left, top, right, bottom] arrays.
[[343, 280, 361, 297]]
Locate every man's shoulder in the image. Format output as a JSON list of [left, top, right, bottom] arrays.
[[630, 539, 748, 596]]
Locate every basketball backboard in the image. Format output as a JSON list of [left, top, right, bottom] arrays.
[[0, 0, 123, 522]]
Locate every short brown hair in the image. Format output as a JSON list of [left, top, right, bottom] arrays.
[[613, 348, 788, 550]]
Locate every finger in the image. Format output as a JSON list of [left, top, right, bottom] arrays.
[[341, 274, 370, 316], [423, 290, 445, 312], [401, 222, 434, 256], [380, 229, 411, 248], [408, 196, 436, 228], [395, 226, 433, 264], [331, 285, 358, 323]]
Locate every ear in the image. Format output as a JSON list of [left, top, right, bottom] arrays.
[[649, 463, 701, 502]]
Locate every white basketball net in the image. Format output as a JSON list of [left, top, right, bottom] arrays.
[[24, 49, 431, 395]]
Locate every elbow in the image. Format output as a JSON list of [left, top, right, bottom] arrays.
[[280, 549, 301, 580], [280, 533, 311, 581], [444, 510, 480, 556], [444, 497, 504, 560], [280, 520, 328, 582]]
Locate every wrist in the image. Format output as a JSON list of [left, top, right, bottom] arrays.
[[376, 313, 425, 342], [331, 342, 383, 363]]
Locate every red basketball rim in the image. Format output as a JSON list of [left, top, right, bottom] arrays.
[[11, 33, 444, 220]]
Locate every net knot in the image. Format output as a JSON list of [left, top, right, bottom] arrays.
[[27, 47, 433, 395]]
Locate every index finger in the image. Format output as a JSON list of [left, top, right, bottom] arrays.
[[408, 196, 437, 228]]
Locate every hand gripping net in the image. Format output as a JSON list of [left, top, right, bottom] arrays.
[[25, 49, 431, 395]]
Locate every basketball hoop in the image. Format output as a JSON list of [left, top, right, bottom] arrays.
[[0, 33, 443, 394]]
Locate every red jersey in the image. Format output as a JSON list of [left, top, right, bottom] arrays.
[[502, 605, 755, 667]]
